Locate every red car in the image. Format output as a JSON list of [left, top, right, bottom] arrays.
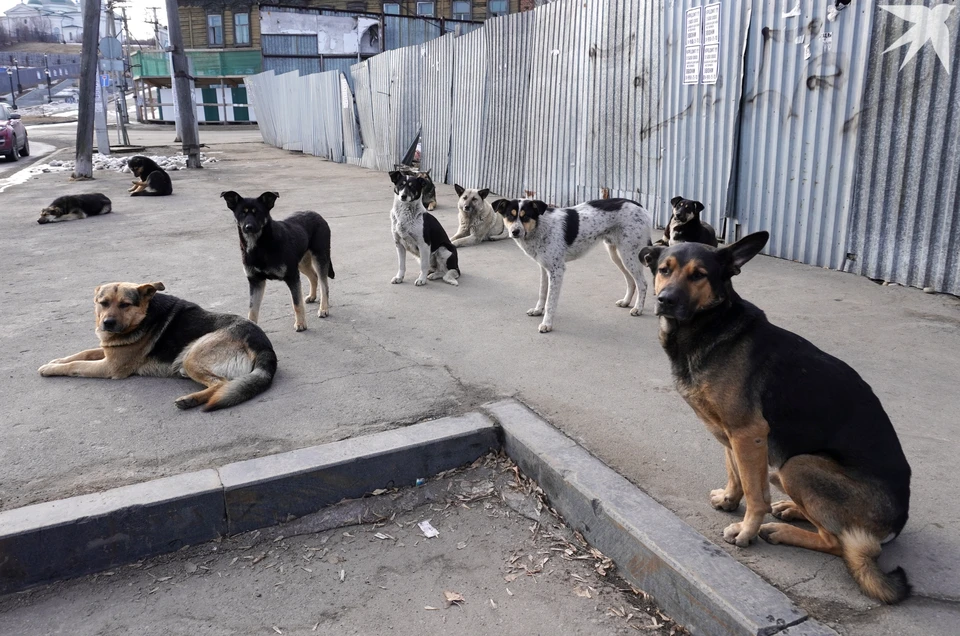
[[0, 102, 30, 161]]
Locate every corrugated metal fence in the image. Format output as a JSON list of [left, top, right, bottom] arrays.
[[245, 0, 960, 295]]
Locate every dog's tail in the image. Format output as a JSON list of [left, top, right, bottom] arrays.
[[203, 348, 278, 412], [327, 259, 335, 280], [840, 528, 910, 604]]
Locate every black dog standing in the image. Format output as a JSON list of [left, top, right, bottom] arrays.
[[221, 191, 335, 332]]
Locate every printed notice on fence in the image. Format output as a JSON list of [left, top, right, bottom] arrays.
[[684, 45, 702, 84], [685, 7, 702, 46], [703, 3, 721, 46], [701, 44, 719, 84]]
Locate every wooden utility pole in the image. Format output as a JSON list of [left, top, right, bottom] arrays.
[[164, 0, 201, 168], [74, 0, 102, 180]]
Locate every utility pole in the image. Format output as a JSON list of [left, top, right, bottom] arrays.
[[146, 7, 161, 47], [164, 0, 201, 168], [74, 0, 102, 180]]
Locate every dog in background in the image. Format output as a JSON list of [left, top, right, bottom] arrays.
[[656, 196, 717, 247], [494, 198, 652, 333], [38, 282, 277, 411], [389, 171, 460, 287], [639, 233, 912, 603], [450, 185, 507, 247], [221, 191, 335, 332], [419, 170, 438, 211], [38, 193, 112, 224], [127, 156, 173, 197]]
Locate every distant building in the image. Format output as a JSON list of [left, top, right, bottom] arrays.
[[0, 0, 123, 43]]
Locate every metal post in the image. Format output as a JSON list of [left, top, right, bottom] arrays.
[[74, 0, 102, 180], [44, 54, 52, 103], [165, 0, 201, 168], [13, 58, 22, 94], [5, 69, 15, 109]]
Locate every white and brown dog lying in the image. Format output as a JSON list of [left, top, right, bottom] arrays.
[[450, 185, 508, 247], [494, 197, 652, 333]]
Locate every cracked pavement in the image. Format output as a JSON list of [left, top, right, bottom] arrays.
[[1, 130, 958, 634]]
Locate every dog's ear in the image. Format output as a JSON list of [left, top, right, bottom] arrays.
[[670, 196, 683, 208], [720, 231, 768, 278], [639, 245, 665, 274], [478, 188, 490, 200], [693, 200, 705, 213], [136, 281, 165, 303], [257, 192, 279, 210], [221, 191, 241, 209], [454, 184, 465, 197], [389, 171, 404, 186], [422, 169, 431, 177], [530, 200, 549, 217], [492, 199, 512, 215], [93, 284, 102, 299]]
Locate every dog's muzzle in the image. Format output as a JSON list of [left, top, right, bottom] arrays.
[[100, 318, 120, 332]]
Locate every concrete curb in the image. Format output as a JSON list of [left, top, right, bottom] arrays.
[[0, 412, 499, 595], [483, 399, 837, 636]]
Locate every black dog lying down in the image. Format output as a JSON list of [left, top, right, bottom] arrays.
[[221, 191, 335, 332], [657, 196, 718, 247], [38, 193, 112, 224], [127, 156, 173, 196]]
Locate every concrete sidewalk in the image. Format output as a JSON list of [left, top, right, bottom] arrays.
[[0, 134, 957, 633]]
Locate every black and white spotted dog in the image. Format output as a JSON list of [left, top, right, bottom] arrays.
[[493, 198, 652, 333], [389, 171, 460, 287]]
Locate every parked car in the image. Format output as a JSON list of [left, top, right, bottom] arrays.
[[0, 102, 30, 161]]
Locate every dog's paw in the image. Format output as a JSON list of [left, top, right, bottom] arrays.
[[175, 395, 201, 410], [538, 323, 553, 334], [391, 275, 404, 284], [759, 523, 790, 544], [630, 306, 643, 317], [38, 363, 59, 376], [305, 294, 317, 303], [615, 299, 630, 308], [771, 500, 807, 522], [527, 307, 544, 317], [710, 489, 741, 512], [722, 522, 758, 548], [427, 272, 441, 280], [294, 321, 307, 332], [414, 276, 428, 287], [317, 308, 329, 318]]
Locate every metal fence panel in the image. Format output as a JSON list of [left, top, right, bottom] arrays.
[[384, 15, 443, 50], [734, 2, 874, 270], [350, 61, 380, 170], [340, 72, 363, 166], [448, 27, 487, 189], [419, 34, 455, 180], [659, 0, 752, 231], [848, 2, 960, 295]]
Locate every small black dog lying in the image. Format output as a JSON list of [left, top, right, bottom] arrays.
[[656, 196, 717, 247], [639, 233, 912, 604], [38, 193, 112, 224], [221, 191, 335, 332], [127, 156, 173, 197]]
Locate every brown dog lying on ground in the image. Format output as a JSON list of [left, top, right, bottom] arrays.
[[639, 232, 912, 603], [38, 282, 277, 411]]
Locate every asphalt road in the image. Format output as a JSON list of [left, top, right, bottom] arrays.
[[0, 129, 957, 634]]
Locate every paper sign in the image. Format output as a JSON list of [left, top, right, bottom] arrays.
[[701, 44, 719, 84], [703, 4, 721, 45], [684, 45, 702, 84], [685, 7, 702, 47]]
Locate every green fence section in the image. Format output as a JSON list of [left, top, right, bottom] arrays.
[[132, 50, 262, 78]]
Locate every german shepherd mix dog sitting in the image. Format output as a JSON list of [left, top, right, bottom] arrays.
[[656, 196, 718, 247], [127, 156, 173, 197], [639, 233, 912, 603], [221, 191, 335, 332], [38, 282, 277, 412], [38, 193, 112, 224], [389, 171, 460, 287]]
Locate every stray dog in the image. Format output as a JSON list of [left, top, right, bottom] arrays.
[[38, 193, 112, 224], [389, 171, 460, 287], [127, 156, 173, 197], [38, 282, 277, 411], [419, 169, 438, 211], [450, 184, 508, 247], [221, 191, 335, 332], [639, 233, 912, 603], [494, 198, 652, 333], [656, 196, 718, 247]]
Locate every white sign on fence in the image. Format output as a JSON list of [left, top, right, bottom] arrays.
[[684, 45, 702, 84], [703, 3, 721, 46], [685, 7, 702, 47], [702, 43, 720, 84]]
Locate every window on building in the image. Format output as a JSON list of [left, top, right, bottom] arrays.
[[452, 1, 471, 20], [383, 2, 400, 14], [416, 2, 435, 16], [207, 14, 223, 45], [234, 13, 250, 45], [489, 0, 508, 16]]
